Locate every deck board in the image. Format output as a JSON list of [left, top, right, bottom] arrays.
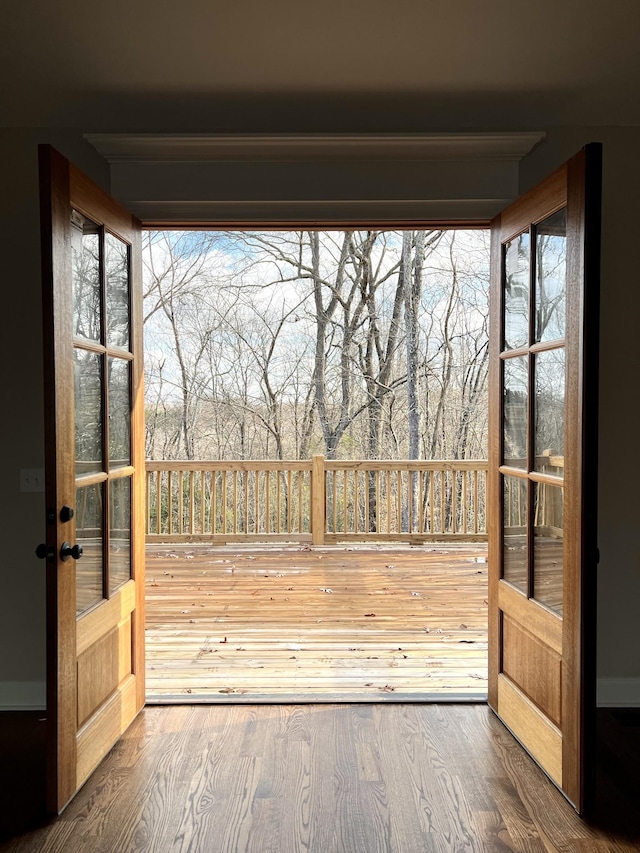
[[145, 542, 488, 701]]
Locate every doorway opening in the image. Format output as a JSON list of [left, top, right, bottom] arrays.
[[141, 227, 490, 701]]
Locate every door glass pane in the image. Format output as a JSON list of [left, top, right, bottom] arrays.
[[535, 209, 566, 342], [503, 356, 528, 469], [533, 482, 563, 615], [105, 233, 130, 350], [534, 348, 565, 473], [109, 477, 131, 594], [504, 231, 530, 350], [75, 349, 103, 476], [503, 476, 528, 593], [76, 483, 104, 615], [108, 357, 131, 467], [71, 213, 101, 342]]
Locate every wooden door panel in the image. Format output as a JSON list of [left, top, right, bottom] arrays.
[[497, 674, 563, 786], [502, 616, 562, 725], [77, 619, 132, 727], [39, 146, 144, 812], [488, 145, 601, 814]]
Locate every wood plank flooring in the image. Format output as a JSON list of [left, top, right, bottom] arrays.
[[145, 543, 489, 701], [2, 705, 638, 852]]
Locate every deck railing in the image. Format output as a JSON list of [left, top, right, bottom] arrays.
[[145, 456, 488, 544]]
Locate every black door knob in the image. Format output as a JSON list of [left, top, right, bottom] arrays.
[[60, 542, 83, 561], [36, 543, 55, 560]]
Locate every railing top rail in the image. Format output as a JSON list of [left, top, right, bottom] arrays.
[[323, 459, 488, 472], [145, 458, 489, 472], [145, 460, 314, 472]]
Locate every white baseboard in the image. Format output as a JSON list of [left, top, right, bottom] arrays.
[[0, 681, 46, 711], [597, 677, 640, 708]]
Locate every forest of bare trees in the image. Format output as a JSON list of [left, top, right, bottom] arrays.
[[143, 229, 491, 464]]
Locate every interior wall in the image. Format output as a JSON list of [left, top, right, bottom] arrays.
[[0, 124, 638, 708]]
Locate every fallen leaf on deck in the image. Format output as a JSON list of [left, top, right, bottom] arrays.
[[364, 613, 376, 617], [459, 624, 468, 629]]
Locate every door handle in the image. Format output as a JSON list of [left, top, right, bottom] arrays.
[[60, 542, 83, 561]]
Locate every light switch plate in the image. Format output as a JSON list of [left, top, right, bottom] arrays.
[[20, 468, 45, 493]]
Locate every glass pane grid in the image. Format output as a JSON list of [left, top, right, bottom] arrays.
[[503, 231, 530, 351], [76, 483, 104, 615], [502, 475, 528, 594], [500, 212, 567, 605], [73, 214, 133, 611], [535, 209, 567, 343], [533, 482, 564, 615]]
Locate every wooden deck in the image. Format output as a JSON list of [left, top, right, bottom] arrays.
[[145, 542, 488, 701]]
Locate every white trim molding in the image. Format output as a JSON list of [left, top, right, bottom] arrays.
[[597, 677, 640, 708], [86, 132, 544, 225], [0, 680, 46, 711], [86, 132, 545, 164]]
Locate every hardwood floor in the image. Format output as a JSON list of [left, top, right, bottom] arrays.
[[1, 705, 639, 852], [145, 543, 489, 701]]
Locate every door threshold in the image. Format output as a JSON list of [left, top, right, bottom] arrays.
[[145, 691, 488, 705]]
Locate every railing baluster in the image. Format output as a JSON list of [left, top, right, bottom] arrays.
[[244, 470, 249, 534], [429, 471, 434, 534], [365, 469, 370, 534], [276, 469, 281, 534], [298, 471, 303, 533], [144, 459, 488, 543], [233, 470, 238, 535]]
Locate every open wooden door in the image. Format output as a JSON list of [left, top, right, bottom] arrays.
[[38, 146, 145, 813], [488, 145, 601, 814]]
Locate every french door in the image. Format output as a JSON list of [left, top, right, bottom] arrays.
[[39, 146, 145, 813], [488, 145, 601, 813]]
